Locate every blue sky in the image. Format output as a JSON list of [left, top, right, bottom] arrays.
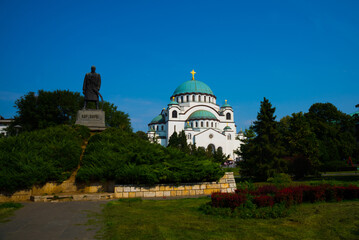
[[1, 0, 358, 132]]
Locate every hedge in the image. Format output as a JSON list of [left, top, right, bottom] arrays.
[[0, 125, 89, 193], [76, 128, 224, 185]]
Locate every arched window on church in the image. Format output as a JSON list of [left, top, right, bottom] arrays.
[[186, 95, 189, 102], [195, 121, 198, 128], [199, 96, 201, 102], [187, 133, 191, 139], [172, 110, 177, 118], [161, 126, 164, 131], [226, 113, 231, 120], [206, 122, 209, 127], [192, 95, 195, 101], [211, 122, 213, 128], [204, 96, 206, 102], [227, 134, 231, 140], [201, 122, 203, 127], [180, 96, 183, 103]]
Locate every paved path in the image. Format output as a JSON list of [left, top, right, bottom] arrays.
[[0, 201, 106, 240]]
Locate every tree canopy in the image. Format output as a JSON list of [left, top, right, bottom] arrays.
[[8, 89, 132, 134]]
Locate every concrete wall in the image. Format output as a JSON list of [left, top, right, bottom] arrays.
[[114, 172, 236, 198]]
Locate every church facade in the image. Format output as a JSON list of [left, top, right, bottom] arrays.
[[147, 70, 244, 160]]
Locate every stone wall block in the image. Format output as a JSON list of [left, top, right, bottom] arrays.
[[129, 192, 136, 198], [123, 187, 131, 192], [130, 187, 138, 192], [155, 191, 164, 197], [192, 185, 200, 190], [123, 192, 129, 198], [189, 190, 196, 195], [184, 185, 192, 190], [135, 192, 144, 197], [144, 192, 156, 197], [115, 186, 124, 193], [195, 190, 204, 195], [163, 191, 171, 197], [114, 193, 123, 198], [170, 191, 176, 197]]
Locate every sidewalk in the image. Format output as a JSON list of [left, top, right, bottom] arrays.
[[0, 201, 106, 240]]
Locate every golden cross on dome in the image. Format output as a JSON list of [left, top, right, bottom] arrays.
[[190, 69, 196, 80]]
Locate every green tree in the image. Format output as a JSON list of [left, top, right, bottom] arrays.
[[305, 103, 357, 171], [239, 98, 285, 180], [9, 90, 132, 134], [135, 131, 149, 141], [279, 112, 320, 178], [168, 131, 190, 153]]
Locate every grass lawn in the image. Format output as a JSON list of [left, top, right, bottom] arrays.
[[94, 197, 359, 240], [0, 202, 22, 223]]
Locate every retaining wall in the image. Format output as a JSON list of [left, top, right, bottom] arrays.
[[114, 172, 236, 198]]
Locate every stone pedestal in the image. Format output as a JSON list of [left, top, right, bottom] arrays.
[[75, 109, 106, 131]]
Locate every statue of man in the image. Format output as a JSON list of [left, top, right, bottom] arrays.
[[83, 66, 101, 109]]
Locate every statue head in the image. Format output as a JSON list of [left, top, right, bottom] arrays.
[[91, 66, 96, 73]]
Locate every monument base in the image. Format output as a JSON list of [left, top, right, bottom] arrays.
[[75, 109, 106, 131]]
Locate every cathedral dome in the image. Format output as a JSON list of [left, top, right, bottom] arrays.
[[187, 110, 218, 121], [172, 80, 214, 97], [150, 114, 165, 124]]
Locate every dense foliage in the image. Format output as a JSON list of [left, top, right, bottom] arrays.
[[76, 128, 224, 184], [168, 130, 229, 164], [0, 125, 89, 193], [239, 99, 358, 179], [8, 89, 132, 134], [239, 98, 286, 180]]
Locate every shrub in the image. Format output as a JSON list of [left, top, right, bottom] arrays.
[[0, 125, 85, 192], [211, 192, 247, 210], [253, 195, 274, 207], [253, 185, 278, 196], [77, 128, 224, 184]]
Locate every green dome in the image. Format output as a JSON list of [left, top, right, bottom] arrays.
[[168, 100, 179, 105], [187, 110, 217, 121], [150, 114, 165, 124], [172, 80, 214, 96], [224, 126, 231, 130], [221, 103, 232, 108]]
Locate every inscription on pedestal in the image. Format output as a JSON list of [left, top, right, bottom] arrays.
[[75, 109, 106, 131]]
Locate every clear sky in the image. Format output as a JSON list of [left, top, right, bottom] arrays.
[[1, 0, 358, 132]]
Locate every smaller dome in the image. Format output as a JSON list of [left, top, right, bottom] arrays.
[[224, 126, 232, 131], [221, 100, 232, 108], [168, 100, 179, 105], [187, 110, 217, 121], [150, 114, 165, 124]]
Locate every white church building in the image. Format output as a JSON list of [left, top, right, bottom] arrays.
[[147, 70, 244, 160]]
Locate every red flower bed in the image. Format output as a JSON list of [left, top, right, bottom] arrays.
[[253, 195, 274, 207], [211, 192, 246, 210], [212, 184, 359, 210]]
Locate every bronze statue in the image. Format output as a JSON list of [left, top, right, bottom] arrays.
[[83, 66, 102, 109]]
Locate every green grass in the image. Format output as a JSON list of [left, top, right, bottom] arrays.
[[94, 198, 359, 240], [0, 202, 23, 223]]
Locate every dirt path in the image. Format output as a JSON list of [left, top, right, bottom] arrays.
[[0, 201, 106, 240]]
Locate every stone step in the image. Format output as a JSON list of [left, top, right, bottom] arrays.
[[31, 193, 114, 202]]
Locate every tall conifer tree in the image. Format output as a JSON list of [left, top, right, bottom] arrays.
[[240, 98, 285, 180]]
